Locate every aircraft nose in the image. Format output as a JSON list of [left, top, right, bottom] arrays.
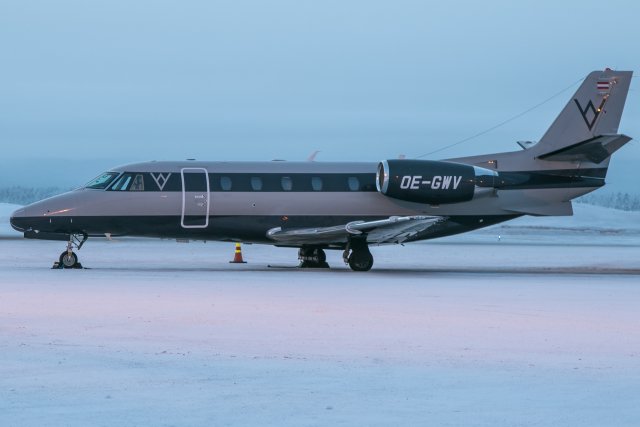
[[10, 207, 27, 232]]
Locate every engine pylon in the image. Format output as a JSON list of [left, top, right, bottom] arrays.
[[229, 242, 247, 264]]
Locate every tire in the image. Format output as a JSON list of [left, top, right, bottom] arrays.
[[348, 249, 374, 272], [298, 247, 329, 268], [312, 248, 326, 264], [59, 251, 78, 268], [299, 247, 326, 264]]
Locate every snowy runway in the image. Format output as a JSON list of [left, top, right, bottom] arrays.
[[1, 232, 639, 426]]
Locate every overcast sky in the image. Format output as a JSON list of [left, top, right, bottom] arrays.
[[1, 0, 639, 190]]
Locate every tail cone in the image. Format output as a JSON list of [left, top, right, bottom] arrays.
[[229, 242, 247, 264]]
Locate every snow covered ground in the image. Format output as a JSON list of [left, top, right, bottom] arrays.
[[1, 202, 639, 426]]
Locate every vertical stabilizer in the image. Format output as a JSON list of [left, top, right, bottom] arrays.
[[535, 69, 632, 155]]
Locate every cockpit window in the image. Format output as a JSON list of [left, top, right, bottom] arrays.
[[110, 174, 133, 191], [85, 172, 120, 189], [130, 174, 145, 191], [106, 173, 147, 191]]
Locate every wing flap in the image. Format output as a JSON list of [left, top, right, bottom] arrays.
[[266, 215, 444, 246]]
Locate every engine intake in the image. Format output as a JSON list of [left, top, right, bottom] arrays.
[[376, 159, 498, 204]]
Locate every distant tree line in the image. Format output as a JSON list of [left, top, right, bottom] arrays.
[[577, 192, 640, 211], [0, 186, 68, 205]]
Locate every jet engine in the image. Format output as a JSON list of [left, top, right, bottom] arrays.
[[376, 159, 498, 204]]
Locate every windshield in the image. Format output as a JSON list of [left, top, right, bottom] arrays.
[[84, 172, 120, 189]]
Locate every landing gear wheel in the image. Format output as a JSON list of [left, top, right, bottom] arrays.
[[313, 248, 327, 264], [348, 249, 374, 272], [59, 251, 78, 268], [298, 247, 329, 268], [53, 233, 87, 269]]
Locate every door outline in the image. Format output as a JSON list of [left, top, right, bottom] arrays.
[[180, 167, 210, 228]]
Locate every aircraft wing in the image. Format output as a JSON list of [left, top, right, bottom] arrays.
[[266, 215, 444, 246]]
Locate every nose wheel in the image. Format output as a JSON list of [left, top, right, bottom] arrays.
[[59, 251, 79, 268], [53, 233, 87, 269]]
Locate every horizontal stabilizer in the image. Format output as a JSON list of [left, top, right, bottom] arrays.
[[537, 134, 632, 164]]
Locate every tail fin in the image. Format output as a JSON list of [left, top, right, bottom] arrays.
[[535, 69, 632, 157]]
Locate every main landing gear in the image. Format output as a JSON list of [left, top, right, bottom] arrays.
[[297, 240, 374, 271], [298, 247, 330, 268], [53, 233, 88, 269], [343, 239, 374, 272]]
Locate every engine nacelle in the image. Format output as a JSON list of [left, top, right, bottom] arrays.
[[376, 159, 498, 204]]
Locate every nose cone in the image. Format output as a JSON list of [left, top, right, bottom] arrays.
[[10, 207, 27, 232], [9, 191, 79, 234]]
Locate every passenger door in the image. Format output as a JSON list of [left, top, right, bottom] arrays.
[[180, 167, 209, 228]]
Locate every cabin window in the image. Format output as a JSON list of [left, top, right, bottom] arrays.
[[110, 173, 133, 191], [85, 172, 119, 189], [220, 176, 232, 191], [251, 177, 263, 191], [281, 176, 293, 191], [130, 174, 144, 191], [311, 176, 323, 191], [348, 176, 360, 191]]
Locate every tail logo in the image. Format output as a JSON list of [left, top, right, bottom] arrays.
[[574, 98, 607, 131], [574, 99, 599, 130]]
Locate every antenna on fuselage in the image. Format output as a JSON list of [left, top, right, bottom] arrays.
[[307, 150, 320, 161]]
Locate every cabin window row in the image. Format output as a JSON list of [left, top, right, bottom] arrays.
[[100, 172, 376, 192]]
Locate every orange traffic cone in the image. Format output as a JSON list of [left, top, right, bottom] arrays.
[[229, 242, 247, 263]]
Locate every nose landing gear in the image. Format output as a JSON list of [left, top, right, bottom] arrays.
[[59, 248, 78, 268], [53, 233, 88, 269]]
